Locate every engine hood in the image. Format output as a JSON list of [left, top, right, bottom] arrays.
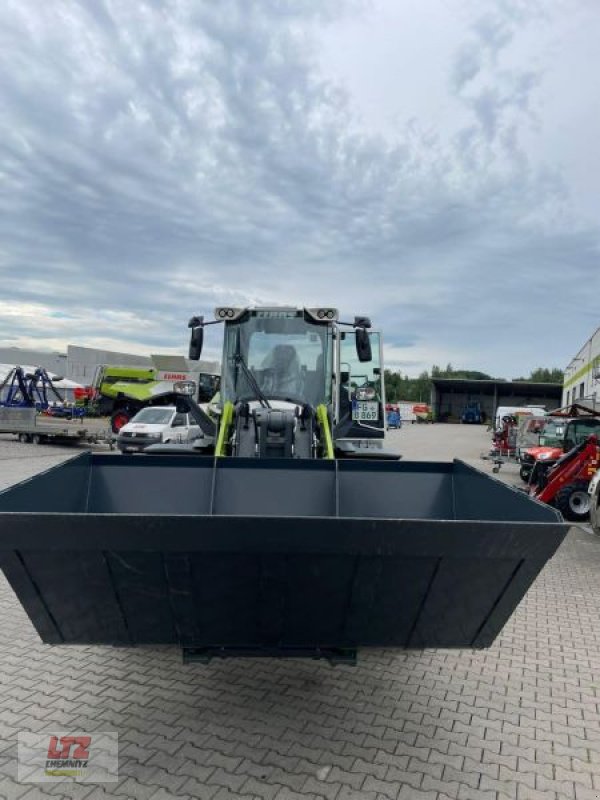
[[525, 445, 563, 461]]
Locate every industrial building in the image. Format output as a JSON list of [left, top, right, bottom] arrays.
[[562, 325, 600, 408], [0, 346, 67, 377], [0, 344, 151, 384], [431, 378, 563, 423], [65, 345, 151, 384]]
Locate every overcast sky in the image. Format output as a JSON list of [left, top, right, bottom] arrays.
[[0, 0, 599, 377]]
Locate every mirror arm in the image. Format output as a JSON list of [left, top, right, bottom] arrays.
[[188, 317, 224, 330], [338, 317, 372, 330]]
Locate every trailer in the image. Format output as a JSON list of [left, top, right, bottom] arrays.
[[0, 407, 113, 446], [393, 402, 432, 424]]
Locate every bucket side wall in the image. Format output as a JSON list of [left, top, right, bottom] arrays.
[[453, 461, 562, 522], [0, 453, 90, 513]]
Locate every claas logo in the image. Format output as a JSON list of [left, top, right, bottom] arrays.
[[45, 735, 91, 776]]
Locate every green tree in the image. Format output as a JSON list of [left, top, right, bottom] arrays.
[[513, 368, 564, 383], [385, 364, 496, 403]]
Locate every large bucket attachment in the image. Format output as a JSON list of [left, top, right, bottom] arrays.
[[0, 454, 566, 662]]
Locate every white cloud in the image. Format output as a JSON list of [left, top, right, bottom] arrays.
[[0, 0, 598, 378]]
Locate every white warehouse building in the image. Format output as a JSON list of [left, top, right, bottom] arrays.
[[562, 325, 600, 407]]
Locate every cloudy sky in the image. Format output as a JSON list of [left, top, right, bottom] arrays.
[[0, 0, 599, 377]]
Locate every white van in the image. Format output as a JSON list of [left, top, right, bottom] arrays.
[[117, 406, 201, 453]]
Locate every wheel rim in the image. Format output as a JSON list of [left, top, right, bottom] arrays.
[[113, 413, 129, 431], [569, 491, 591, 516]]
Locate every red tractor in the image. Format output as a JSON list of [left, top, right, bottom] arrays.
[[531, 434, 599, 522]]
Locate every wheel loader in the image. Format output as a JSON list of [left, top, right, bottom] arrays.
[[0, 307, 567, 664], [176, 306, 390, 459]]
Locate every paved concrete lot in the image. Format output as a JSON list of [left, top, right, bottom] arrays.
[[0, 427, 599, 800]]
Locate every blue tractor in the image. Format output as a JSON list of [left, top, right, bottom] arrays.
[[461, 401, 483, 424]]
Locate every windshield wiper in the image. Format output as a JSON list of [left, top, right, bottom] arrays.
[[234, 354, 271, 409]]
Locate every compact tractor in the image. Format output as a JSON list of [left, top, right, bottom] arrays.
[[529, 434, 599, 522], [0, 307, 567, 664], [461, 401, 483, 424]]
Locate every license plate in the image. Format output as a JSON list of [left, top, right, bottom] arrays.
[[352, 401, 379, 421]]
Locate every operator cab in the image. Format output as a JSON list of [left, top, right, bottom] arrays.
[[220, 308, 334, 409]]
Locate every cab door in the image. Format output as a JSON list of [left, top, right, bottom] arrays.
[[337, 331, 385, 439]]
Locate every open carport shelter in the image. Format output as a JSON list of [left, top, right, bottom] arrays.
[[431, 378, 563, 423]]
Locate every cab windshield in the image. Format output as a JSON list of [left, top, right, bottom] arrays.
[[543, 420, 566, 438], [566, 418, 600, 447], [221, 311, 332, 407]]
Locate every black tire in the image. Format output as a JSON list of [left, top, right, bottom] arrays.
[[519, 465, 531, 483], [31, 434, 43, 445], [530, 461, 553, 491], [554, 480, 592, 522], [18, 433, 31, 444]]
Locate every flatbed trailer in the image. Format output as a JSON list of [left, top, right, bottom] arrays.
[[0, 407, 113, 447]]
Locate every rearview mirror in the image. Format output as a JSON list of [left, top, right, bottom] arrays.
[[188, 316, 204, 361], [355, 328, 372, 362]]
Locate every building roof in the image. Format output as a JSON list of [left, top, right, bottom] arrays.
[[431, 378, 563, 394]]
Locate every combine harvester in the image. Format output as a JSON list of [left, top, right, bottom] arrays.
[[0, 307, 567, 664], [89, 355, 220, 432]]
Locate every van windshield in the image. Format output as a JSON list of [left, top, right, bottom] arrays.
[[130, 408, 174, 425]]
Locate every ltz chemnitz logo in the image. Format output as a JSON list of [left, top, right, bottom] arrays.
[[18, 730, 118, 783], [45, 735, 92, 777]]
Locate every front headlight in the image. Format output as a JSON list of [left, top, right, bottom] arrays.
[[538, 452, 553, 460]]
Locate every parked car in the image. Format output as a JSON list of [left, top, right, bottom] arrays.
[[117, 406, 202, 453]]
